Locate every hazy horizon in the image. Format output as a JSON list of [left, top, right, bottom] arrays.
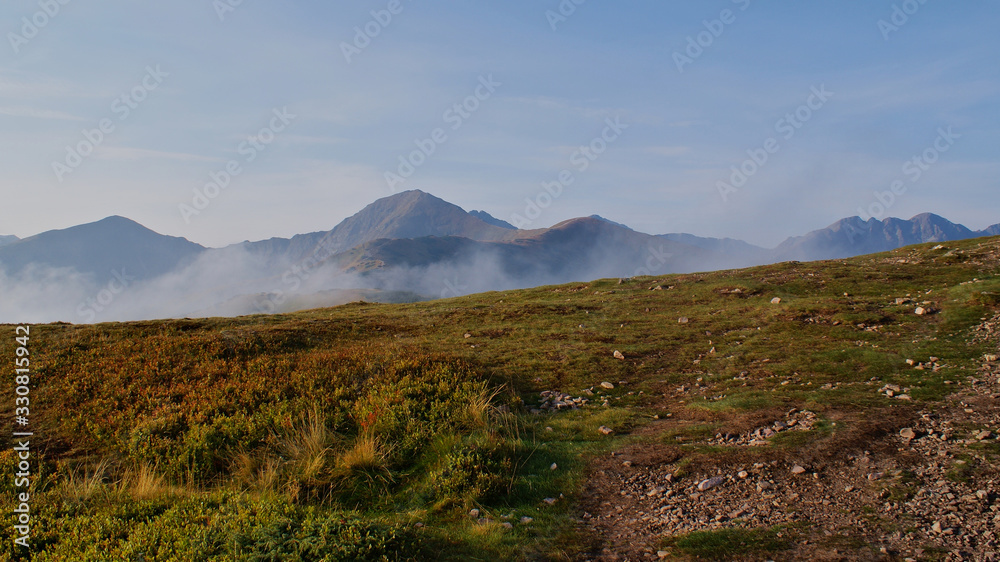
[[2, 193, 998, 252]]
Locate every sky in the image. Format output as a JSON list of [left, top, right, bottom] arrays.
[[1, 0, 998, 249]]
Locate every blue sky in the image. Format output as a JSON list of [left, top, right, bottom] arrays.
[[2, 0, 998, 248]]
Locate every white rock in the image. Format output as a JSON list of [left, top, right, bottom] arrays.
[[613, 350, 625, 360], [697, 476, 724, 491], [771, 297, 782, 304], [600, 381, 615, 389]]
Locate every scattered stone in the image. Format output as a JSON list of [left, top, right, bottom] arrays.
[[464, 333, 472, 339], [613, 350, 625, 360], [976, 430, 994, 440], [697, 477, 724, 491], [598, 426, 614, 435], [791, 465, 807, 475], [678, 317, 689, 324], [771, 297, 782, 304], [537, 390, 589, 412], [600, 381, 615, 390], [469, 509, 480, 518], [985, 354, 998, 362], [915, 307, 927, 316], [868, 472, 884, 481], [550, 463, 559, 471], [520, 516, 533, 524], [543, 497, 557, 505], [501, 522, 513, 529], [900, 428, 917, 440], [737, 470, 749, 479]]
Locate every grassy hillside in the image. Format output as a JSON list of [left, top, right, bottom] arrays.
[[2, 237, 999, 560]]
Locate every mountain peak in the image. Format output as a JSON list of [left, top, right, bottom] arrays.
[[776, 213, 978, 261], [0, 216, 205, 281], [469, 210, 516, 230], [255, 190, 526, 263], [589, 215, 633, 231]]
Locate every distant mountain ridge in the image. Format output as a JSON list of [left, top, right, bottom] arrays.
[[469, 210, 516, 230], [773, 213, 999, 261], [1, 190, 997, 322], [0, 235, 18, 247], [0, 216, 204, 280]]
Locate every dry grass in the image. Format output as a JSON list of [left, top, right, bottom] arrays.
[[59, 459, 111, 502], [336, 431, 389, 480], [119, 463, 174, 500]]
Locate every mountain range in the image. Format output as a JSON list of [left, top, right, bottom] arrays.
[[1, 189, 997, 323]]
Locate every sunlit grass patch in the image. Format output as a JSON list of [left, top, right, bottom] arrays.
[[660, 524, 800, 560]]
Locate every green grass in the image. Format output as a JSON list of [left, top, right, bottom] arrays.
[[1, 235, 999, 559], [660, 524, 800, 560]]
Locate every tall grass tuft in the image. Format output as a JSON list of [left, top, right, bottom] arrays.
[[59, 459, 111, 502], [120, 463, 173, 500]]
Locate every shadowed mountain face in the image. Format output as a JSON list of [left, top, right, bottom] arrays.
[[0, 235, 18, 247], [773, 213, 991, 261], [0, 216, 205, 281], [335, 217, 707, 295], [658, 233, 771, 268], [0, 191, 996, 323], [236, 190, 525, 264], [469, 210, 516, 230]]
